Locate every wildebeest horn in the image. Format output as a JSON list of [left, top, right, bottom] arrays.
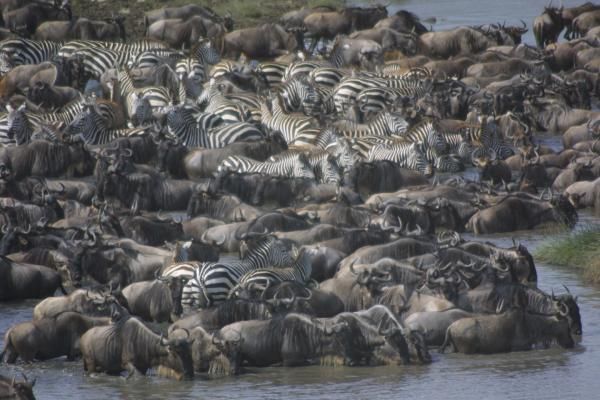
[[16, 224, 31, 234], [156, 210, 169, 221], [562, 284, 571, 295], [496, 298, 505, 314], [348, 259, 359, 276], [159, 334, 168, 346], [1, 224, 8, 234]]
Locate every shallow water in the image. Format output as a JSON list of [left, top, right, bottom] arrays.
[[2, 1, 600, 399]]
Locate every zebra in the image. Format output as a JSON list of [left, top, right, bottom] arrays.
[[279, 76, 335, 117], [308, 66, 346, 88], [268, 148, 342, 184], [68, 47, 122, 87], [116, 68, 174, 122], [162, 234, 296, 308], [399, 120, 449, 155], [333, 111, 409, 139], [461, 117, 514, 160], [255, 61, 288, 88], [197, 81, 254, 123], [165, 104, 262, 148], [218, 152, 315, 180], [57, 39, 170, 63], [332, 68, 432, 114], [67, 104, 146, 145], [232, 248, 312, 295], [260, 95, 319, 146], [176, 39, 221, 98], [4, 102, 91, 145], [128, 48, 185, 70], [367, 140, 433, 176], [0, 39, 63, 70], [283, 59, 331, 82]]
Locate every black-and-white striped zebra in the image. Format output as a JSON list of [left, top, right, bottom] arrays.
[[400, 120, 449, 154], [233, 248, 312, 294], [4, 100, 92, 145], [462, 118, 514, 160], [175, 39, 221, 98], [283, 59, 331, 82], [260, 95, 319, 146], [162, 234, 296, 308], [129, 48, 185, 70], [218, 152, 316, 180], [67, 104, 146, 145], [198, 81, 254, 123], [255, 61, 288, 88], [332, 67, 432, 114], [58, 39, 170, 63], [0, 39, 63, 70], [367, 140, 433, 175], [334, 111, 409, 139], [117, 68, 175, 121], [268, 148, 342, 184], [165, 104, 262, 148], [68, 47, 122, 85], [280, 76, 335, 117], [308, 66, 347, 88]]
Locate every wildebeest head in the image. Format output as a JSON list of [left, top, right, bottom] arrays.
[[158, 333, 195, 380], [209, 330, 244, 377], [0, 224, 31, 255], [554, 286, 582, 336], [3, 373, 36, 400]]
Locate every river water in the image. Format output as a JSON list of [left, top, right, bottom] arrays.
[[2, 1, 600, 399]]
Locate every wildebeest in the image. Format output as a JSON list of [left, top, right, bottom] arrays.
[[0, 373, 36, 400], [223, 24, 298, 59], [0, 255, 65, 301], [1, 312, 110, 363], [80, 304, 194, 379], [440, 301, 574, 354]]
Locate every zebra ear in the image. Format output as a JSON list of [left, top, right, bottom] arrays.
[[5, 104, 13, 113], [17, 103, 26, 112]]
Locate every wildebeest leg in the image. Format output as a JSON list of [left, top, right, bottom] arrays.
[[124, 362, 143, 379], [1, 345, 18, 363], [308, 36, 320, 55], [439, 328, 456, 354]]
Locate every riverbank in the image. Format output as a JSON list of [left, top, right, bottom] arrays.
[[70, 0, 344, 42], [535, 225, 600, 284]]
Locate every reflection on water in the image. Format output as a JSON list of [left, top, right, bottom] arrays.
[[2, 1, 600, 399]]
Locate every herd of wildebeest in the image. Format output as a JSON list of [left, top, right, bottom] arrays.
[[0, 0, 599, 397]]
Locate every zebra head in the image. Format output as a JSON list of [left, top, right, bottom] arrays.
[[385, 111, 409, 135], [295, 153, 316, 180], [426, 125, 450, 155], [132, 93, 153, 127], [6, 103, 30, 145], [409, 142, 434, 177], [434, 154, 465, 173], [333, 137, 359, 171], [321, 154, 343, 185], [194, 39, 221, 65]]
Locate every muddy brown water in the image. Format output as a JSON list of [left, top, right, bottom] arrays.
[[2, 1, 600, 399]]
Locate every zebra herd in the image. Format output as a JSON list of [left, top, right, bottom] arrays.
[[0, 23, 517, 312]]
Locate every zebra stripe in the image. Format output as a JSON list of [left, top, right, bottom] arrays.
[[260, 95, 318, 145], [235, 249, 312, 291], [0, 39, 63, 70], [367, 140, 433, 175], [67, 105, 145, 145], [268, 149, 342, 184], [334, 111, 409, 139], [164, 235, 295, 308], [219, 152, 316, 180]]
